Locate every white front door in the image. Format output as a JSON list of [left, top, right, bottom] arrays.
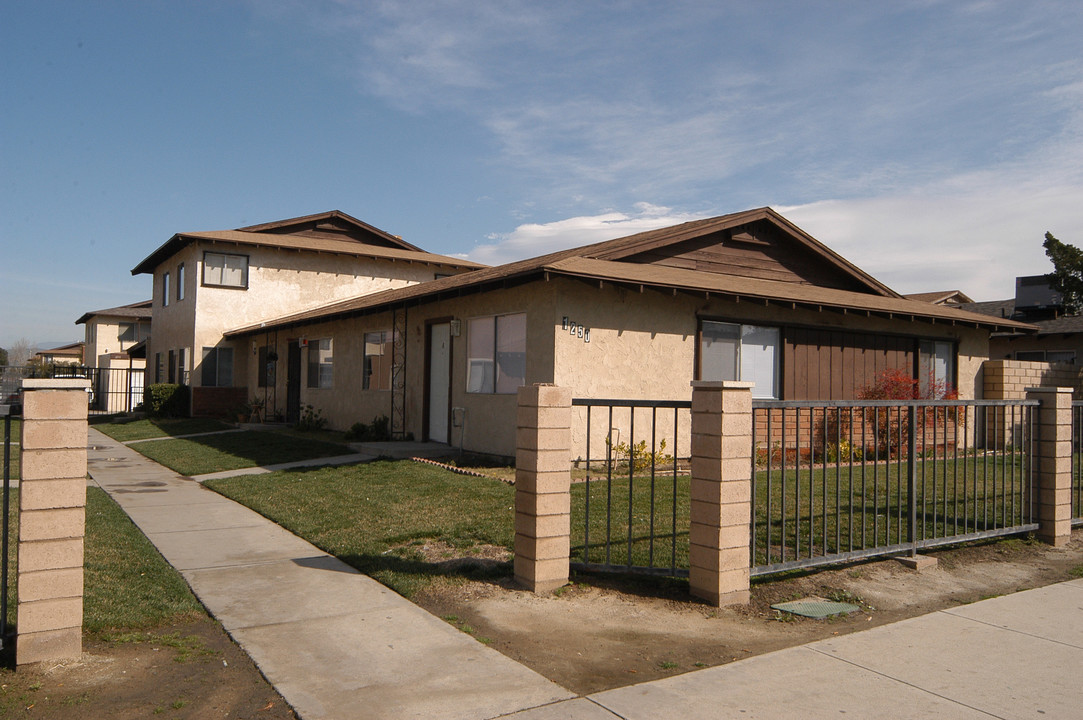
[[428, 323, 451, 443]]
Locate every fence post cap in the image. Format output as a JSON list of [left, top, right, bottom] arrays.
[[690, 381, 755, 390], [1024, 386, 1073, 394], [21, 379, 91, 390]]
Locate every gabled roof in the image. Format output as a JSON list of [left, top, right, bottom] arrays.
[[905, 290, 975, 305], [76, 299, 153, 325], [131, 211, 484, 275], [225, 207, 1036, 338], [36, 342, 85, 357]]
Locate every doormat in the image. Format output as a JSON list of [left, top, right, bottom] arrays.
[[771, 596, 860, 619]]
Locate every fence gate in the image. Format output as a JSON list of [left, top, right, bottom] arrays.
[[570, 399, 692, 578]]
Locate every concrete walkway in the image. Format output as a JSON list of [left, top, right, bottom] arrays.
[[87, 427, 1083, 720], [86, 428, 573, 720]]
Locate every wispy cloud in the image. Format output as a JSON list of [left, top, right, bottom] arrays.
[[464, 202, 704, 265]]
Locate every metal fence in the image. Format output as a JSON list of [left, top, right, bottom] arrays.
[[1072, 401, 1083, 527], [751, 399, 1040, 576], [1, 403, 18, 649], [570, 398, 692, 577], [2, 365, 146, 416]]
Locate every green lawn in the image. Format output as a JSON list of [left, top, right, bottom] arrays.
[[128, 430, 353, 476], [4, 487, 205, 640], [94, 417, 232, 442], [205, 460, 516, 597]]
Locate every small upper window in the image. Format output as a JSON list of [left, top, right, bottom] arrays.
[[162, 271, 170, 307], [203, 252, 249, 288], [307, 338, 333, 389], [177, 263, 185, 301]]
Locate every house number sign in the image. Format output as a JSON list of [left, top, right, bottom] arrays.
[[562, 316, 590, 343]]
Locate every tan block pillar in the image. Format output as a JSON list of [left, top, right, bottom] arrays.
[[689, 381, 753, 606], [1027, 386, 1072, 547], [17, 379, 89, 665], [514, 384, 572, 593]]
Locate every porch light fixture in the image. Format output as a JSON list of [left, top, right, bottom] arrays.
[[449, 319, 462, 337]]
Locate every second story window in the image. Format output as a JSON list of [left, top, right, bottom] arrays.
[[177, 263, 185, 301], [162, 272, 170, 307], [203, 251, 249, 288]]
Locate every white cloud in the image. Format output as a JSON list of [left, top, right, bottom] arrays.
[[465, 202, 705, 265]]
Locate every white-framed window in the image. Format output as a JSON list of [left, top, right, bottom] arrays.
[[201, 347, 234, 387], [203, 251, 249, 288], [363, 331, 392, 390], [177, 263, 185, 301], [918, 340, 955, 397], [467, 313, 526, 394], [162, 271, 170, 307], [698, 320, 780, 399], [307, 338, 333, 388]]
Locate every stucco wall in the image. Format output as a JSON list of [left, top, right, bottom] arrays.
[[146, 241, 459, 388]]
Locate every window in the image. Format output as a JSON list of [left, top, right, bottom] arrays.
[[162, 271, 170, 307], [918, 340, 955, 397], [177, 348, 187, 385], [167, 349, 176, 383], [203, 252, 249, 288], [201, 347, 234, 387], [307, 338, 333, 388], [467, 313, 526, 394], [155, 352, 162, 383], [177, 263, 185, 301], [1015, 350, 1076, 364], [363, 331, 393, 390], [258, 345, 277, 388], [698, 321, 780, 399]]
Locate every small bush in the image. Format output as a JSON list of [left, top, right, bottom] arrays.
[[295, 404, 328, 431], [144, 384, 188, 418], [344, 414, 392, 442]]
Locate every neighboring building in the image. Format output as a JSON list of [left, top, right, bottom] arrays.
[[34, 342, 85, 366], [220, 207, 1031, 457], [76, 300, 153, 368], [130, 210, 485, 417], [904, 290, 974, 306], [961, 275, 1083, 364]]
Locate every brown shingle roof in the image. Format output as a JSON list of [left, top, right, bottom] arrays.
[[131, 211, 485, 275], [76, 300, 153, 325], [225, 208, 1035, 338], [904, 290, 975, 305]]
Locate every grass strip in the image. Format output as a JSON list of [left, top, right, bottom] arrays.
[[206, 460, 515, 598], [93, 417, 232, 443], [129, 430, 353, 476], [4, 487, 205, 638]]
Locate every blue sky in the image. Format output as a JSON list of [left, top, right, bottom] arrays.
[[4, 1, 1083, 350]]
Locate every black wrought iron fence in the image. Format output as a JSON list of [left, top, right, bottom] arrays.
[[751, 400, 1039, 576], [1, 402, 18, 649], [1072, 401, 1083, 527], [570, 399, 692, 577]]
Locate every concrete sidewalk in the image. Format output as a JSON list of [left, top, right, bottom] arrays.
[[87, 427, 1083, 720], [86, 428, 573, 720]]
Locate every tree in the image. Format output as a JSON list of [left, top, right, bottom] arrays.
[[0, 347, 7, 366], [7, 338, 36, 367], [1043, 231, 1083, 314]]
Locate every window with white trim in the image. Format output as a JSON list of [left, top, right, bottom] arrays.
[[698, 321, 780, 399], [467, 313, 526, 394], [363, 331, 392, 390], [203, 252, 249, 288], [177, 263, 185, 301], [162, 271, 170, 307], [307, 338, 333, 388], [918, 340, 955, 398]]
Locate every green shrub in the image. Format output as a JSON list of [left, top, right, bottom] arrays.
[[144, 383, 188, 418], [295, 404, 328, 432], [344, 414, 392, 442]]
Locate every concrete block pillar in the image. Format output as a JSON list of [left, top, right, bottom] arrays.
[[514, 384, 572, 593], [689, 381, 753, 606], [1027, 386, 1073, 547], [17, 379, 89, 665]]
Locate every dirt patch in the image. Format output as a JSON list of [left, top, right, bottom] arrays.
[[0, 618, 296, 719], [415, 531, 1083, 695]]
